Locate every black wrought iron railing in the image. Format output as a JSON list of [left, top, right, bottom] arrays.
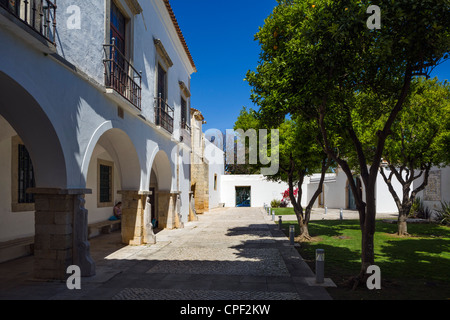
[[155, 96, 174, 134], [0, 0, 57, 43], [103, 38, 142, 110]]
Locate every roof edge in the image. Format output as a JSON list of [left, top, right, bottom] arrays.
[[162, 0, 197, 73]]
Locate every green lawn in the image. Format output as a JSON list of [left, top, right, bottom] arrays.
[[281, 219, 450, 300], [269, 207, 297, 215]]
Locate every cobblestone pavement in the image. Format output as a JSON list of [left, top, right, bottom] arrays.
[[112, 288, 302, 300], [0, 207, 332, 301]]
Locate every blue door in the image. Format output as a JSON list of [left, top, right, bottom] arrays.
[[236, 187, 251, 207]]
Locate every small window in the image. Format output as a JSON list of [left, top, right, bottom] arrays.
[[98, 160, 114, 207], [181, 97, 187, 128], [214, 174, 217, 191], [17, 144, 35, 204]]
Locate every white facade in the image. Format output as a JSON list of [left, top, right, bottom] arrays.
[[204, 139, 225, 209], [415, 166, 450, 213], [0, 0, 196, 273], [220, 175, 293, 208], [220, 169, 404, 214]]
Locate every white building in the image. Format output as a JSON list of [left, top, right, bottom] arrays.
[[415, 166, 450, 214], [220, 169, 404, 214], [0, 0, 196, 279]]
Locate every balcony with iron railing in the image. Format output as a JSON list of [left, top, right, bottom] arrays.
[[103, 38, 142, 110], [155, 95, 174, 134], [0, 0, 56, 44]]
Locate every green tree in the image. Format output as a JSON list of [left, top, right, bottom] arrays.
[[246, 0, 450, 286], [234, 108, 332, 239], [377, 78, 450, 235], [227, 107, 262, 175], [269, 117, 332, 239]]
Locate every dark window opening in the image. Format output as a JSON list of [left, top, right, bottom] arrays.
[[99, 164, 112, 203], [18, 144, 35, 204]]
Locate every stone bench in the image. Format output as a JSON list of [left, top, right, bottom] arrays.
[[88, 219, 121, 239], [0, 236, 35, 263]]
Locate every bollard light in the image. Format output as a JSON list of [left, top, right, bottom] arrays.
[[278, 215, 282, 230], [340, 208, 343, 220], [289, 225, 295, 245], [325, 206, 327, 215], [272, 210, 275, 221], [315, 249, 325, 284]]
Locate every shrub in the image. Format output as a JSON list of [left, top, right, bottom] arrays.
[[271, 199, 281, 208], [409, 198, 432, 219], [435, 201, 450, 226]]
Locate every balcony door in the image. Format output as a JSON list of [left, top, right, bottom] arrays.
[[110, 1, 126, 58], [157, 64, 167, 104], [156, 64, 167, 127], [109, 1, 127, 95]]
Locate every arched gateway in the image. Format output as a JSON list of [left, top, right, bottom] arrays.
[[0, 71, 94, 279]]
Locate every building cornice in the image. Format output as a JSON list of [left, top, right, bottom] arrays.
[[154, 38, 174, 68], [125, 0, 143, 15]]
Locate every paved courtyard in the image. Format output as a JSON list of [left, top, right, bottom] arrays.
[[0, 207, 332, 300]]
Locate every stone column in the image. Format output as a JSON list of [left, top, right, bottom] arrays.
[[174, 193, 184, 229], [157, 191, 183, 230], [119, 190, 156, 246], [29, 188, 95, 280], [189, 191, 199, 222], [156, 191, 172, 230], [143, 193, 156, 245]]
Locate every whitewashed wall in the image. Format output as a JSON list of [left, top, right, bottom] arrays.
[[415, 166, 450, 214], [0, 118, 34, 242], [204, 140, 224, 209], [220, 175, 291, 208], [0, 0, 196, 250]]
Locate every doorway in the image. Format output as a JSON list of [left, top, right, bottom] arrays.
[[236, 187, 251, 207], [347, 177, 362, 210]]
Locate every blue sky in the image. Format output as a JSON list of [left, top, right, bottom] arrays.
[[170, 0, 450, 133]]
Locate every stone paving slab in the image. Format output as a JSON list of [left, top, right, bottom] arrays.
[[0, 207, 333, 301], [112, 288, 302, 300]]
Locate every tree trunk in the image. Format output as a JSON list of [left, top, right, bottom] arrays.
[[299, 215, 311, 240], [351, 183, 376, 289], [397, 205, 412, 236]]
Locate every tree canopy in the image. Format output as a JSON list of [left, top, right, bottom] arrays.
[[246, 0, 450, 284]]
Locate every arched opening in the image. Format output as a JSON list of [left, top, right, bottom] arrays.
[[83, 127, 142, 249], [149, 168, 158, 230], [0, 71, 70, 279], [149, 150, 175, 230]]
